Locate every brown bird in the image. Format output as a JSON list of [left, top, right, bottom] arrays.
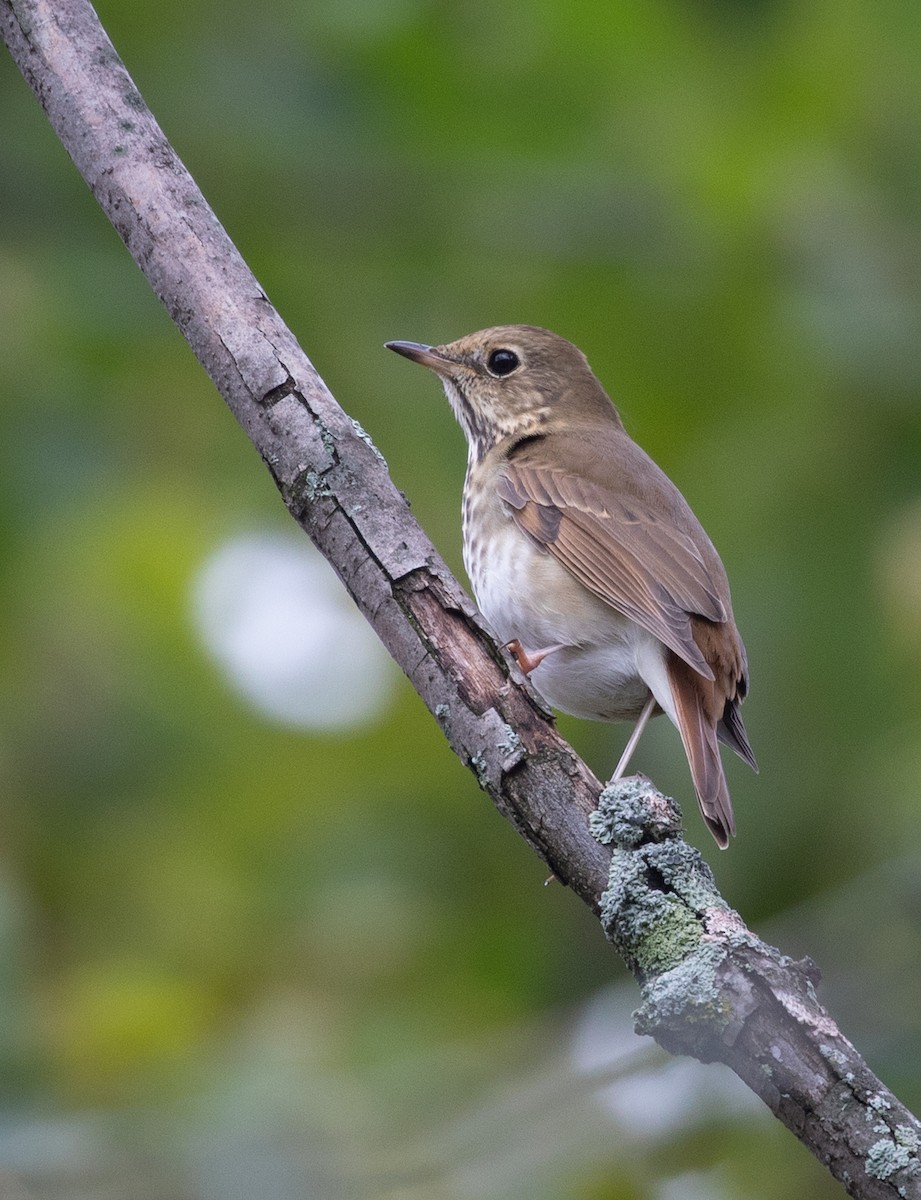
[[387, 326, 756, 846]]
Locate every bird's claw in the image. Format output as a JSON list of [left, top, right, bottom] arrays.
[[505, 639, 565, 676]]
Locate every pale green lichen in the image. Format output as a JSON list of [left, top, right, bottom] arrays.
[[497, 725, 522, 757], [296, 469, 330, 503], [434, 704, 449, 721], [470, 751, 489, 786], [819, 1043, 849, 1069], [600, 842, 704, 972], [896, 1125, 921, 1152], [592, 779, 742, 1034], [866, 1137, 914, 1180], [350, 417, 387, 463], [637, 939, 731, 1034], [590, 777, 682, 848], [647, 838, 725, 914]]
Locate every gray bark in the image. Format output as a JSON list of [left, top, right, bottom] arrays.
[[2, 1, 919, 1195]]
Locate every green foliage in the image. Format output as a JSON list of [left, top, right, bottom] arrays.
[[2, 0, 921, 1194]]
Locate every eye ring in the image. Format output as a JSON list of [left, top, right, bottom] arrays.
[[486, 348, 520, 377]]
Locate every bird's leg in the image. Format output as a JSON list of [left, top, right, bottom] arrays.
[[505, 638, 566, 676], [609, 692, 657, 783]]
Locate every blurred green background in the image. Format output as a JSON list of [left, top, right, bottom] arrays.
[[2, 0, 921, 1196]]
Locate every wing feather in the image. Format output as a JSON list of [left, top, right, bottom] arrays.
[[498, 433, 737, 682]]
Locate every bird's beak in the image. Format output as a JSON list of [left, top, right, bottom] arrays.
[[385, 341, 460, 377]]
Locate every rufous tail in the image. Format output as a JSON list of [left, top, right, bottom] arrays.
[[665, 652, 736, 848]]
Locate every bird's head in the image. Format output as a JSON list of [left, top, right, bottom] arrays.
[[387, 325, 621, 462]]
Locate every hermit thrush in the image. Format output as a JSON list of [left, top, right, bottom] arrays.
[[387, 326, 756, 846]]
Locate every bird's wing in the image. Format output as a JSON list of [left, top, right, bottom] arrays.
[[498, 433, 733, 682]]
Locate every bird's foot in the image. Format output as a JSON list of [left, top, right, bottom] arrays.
[[609, 693, 657, 781], [505, 639, 566, 676]]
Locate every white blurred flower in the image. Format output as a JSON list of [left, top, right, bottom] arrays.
[[657, 1169, 734, 1200], [191, 531, 396, 731]]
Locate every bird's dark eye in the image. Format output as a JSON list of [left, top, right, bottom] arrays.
[[486, 348, 520, 377]]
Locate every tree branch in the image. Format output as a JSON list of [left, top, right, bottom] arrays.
[[2, 1, 919, 1195]]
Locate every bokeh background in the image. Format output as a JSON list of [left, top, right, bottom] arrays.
[[2, 1, 921, 1196]]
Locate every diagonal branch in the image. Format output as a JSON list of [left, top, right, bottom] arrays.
[[2, 2, 919, 1195]]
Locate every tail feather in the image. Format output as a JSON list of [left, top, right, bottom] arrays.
[[717, 698, 758, 772], [666, 652, 735, 848]]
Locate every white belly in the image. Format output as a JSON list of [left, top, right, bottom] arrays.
[[463, 484, 672, 724]]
